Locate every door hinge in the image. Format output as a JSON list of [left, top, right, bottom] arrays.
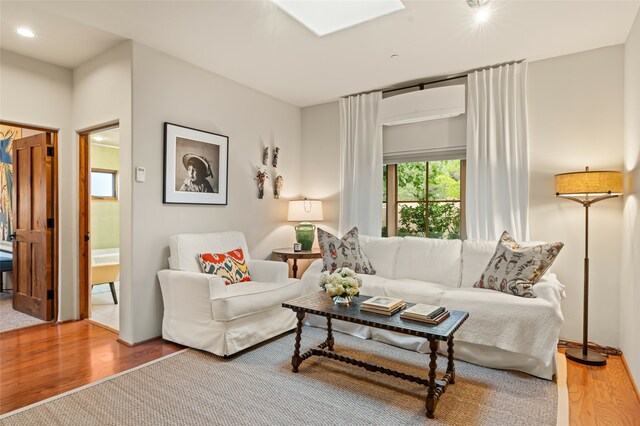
[[47, 290, 54, 300], [47, 146, 54, 157], [47, 218, 54, 229]]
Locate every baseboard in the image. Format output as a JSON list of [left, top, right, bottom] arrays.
[[620, 354, 640, 403], [86, 319, 119, 334], [116, 335, 162, 347], [57, 319, 80, 324]]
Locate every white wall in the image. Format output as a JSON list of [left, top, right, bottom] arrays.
[[73, 42, 132, 335], [528, 46, 624, 348], [301, 101, 340, 235], [0, 50, 75, 320], [301, 45, 626, 348], [294, 101, 341, 278], [129, 43, 302, 343], [621, 10, 640, 385]]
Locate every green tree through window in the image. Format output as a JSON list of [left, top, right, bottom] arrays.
[[384, 160, 463, 239]]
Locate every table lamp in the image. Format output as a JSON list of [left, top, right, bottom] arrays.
[[555, 167, 623, 366], [288, 199, 323, 250]]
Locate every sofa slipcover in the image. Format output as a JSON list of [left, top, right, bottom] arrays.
[[158, 231, 301, 356], [301, 235, 565, 379]]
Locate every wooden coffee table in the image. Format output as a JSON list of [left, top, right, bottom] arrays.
[[282, 292, 469, 419]]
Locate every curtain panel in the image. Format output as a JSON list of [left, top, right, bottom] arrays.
[[339, 92, 383, 237], [466, 62, 530, 241]]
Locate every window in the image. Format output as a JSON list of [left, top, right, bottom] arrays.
[[91, 169, 118, 200], [383, 160, 465, 239]]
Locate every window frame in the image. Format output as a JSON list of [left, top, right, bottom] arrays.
[[385, 160, 466, 239], [90, 168, 118, 201]]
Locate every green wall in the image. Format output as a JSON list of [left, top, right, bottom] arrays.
[[90, 144, 119, 250]]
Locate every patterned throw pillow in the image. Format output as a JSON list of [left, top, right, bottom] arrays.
[[317, 227, 375, 275], [473, 231, 564, 298], [196, 248, 251, 285]]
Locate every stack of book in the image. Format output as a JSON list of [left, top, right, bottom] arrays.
[[400, 304, 450, 325], [360, 296, 405, 316]]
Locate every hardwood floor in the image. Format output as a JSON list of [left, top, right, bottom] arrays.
[[0, 320, 182, 414], [561, 348, 640, 425], [1, 321, 639, 424]]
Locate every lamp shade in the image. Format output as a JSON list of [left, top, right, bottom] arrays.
[[555, 170, 623, 197], [288, 199, 323, 222]]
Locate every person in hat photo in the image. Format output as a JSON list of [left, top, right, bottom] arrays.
[[179, 153, 215, 193]]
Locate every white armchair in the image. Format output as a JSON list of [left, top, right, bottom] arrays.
[[158, 231, 304, 356]]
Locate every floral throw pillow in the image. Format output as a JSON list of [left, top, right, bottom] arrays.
[[473, 231, 564, 298], [317, 227, 375, 275], [196, 248, 251, 285]]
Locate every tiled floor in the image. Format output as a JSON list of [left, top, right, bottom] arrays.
[[90, 282, 119, 330]]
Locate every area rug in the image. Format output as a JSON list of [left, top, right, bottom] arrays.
[[0, 327, 562, 425], [0, 292, 46, 332]]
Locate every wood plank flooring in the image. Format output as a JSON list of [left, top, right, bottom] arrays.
[[0, 321, 182, 414], [1, 321, 639, 424], [561, 348, 640, 425]]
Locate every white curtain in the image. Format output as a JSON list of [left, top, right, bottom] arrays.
[[466, 62, 530, 241], [339, 92, 383, 237]]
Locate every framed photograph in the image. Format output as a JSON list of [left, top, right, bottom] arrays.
[[163, 122, 228, 205]]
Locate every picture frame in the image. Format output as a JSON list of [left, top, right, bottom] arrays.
[[163, 122, 229, 205]]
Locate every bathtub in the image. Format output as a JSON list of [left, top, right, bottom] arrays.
[[92, 248, 119, 265]]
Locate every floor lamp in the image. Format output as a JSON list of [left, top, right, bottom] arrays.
[[555, 167, 623, 366]]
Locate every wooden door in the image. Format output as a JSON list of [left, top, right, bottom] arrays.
[[79, 132, 91, 319], [12, 133, 54, 320]]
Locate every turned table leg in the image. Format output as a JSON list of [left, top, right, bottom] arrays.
[[326, 317, 334, 351], [292, 259, 299, 278], [446, 336, 456, 384], [291, 311, 305, 372], [426, 338, 439, 419]]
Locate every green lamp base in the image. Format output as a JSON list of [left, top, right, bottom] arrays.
[[295, 222, 316, 251]]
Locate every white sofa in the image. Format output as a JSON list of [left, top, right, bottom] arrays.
[[157, 231, 306, 356], [300, 236, 566, 379]]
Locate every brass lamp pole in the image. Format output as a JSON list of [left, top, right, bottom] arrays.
[[555, 167, 623, 366]]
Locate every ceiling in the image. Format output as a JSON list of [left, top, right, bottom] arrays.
[[1, 1, 638, 107], [90, 127, 119, 148]]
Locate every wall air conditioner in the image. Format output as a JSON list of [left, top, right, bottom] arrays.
[[378, 85, 465, 126]]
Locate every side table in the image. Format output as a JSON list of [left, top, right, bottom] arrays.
[[272, 248, 322, 278]]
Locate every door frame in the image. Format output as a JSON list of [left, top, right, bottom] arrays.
[[78, 122, 119, 319], [0, 120, 59, 321]]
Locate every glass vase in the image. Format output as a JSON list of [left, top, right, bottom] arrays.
[[333, 295, 352, 305]]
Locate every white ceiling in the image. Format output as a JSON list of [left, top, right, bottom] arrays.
[[90, 127, 119, 148], [1, 1, 638, 107], [0, 2, 125, 69]]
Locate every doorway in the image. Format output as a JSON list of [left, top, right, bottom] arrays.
[[79, 125, 120, 331], [0, 122, 58, 332]]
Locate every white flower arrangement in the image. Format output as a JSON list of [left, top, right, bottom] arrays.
[[318, 267, 362, 302]]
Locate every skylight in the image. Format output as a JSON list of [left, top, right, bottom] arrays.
[[272, 0, 405, 37]]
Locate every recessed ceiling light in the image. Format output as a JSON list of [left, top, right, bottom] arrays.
[[17, 27, 35, 38], [272, 0, 405, 37], [467, 0, 491, 24], [474, 6, 491, 23]]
